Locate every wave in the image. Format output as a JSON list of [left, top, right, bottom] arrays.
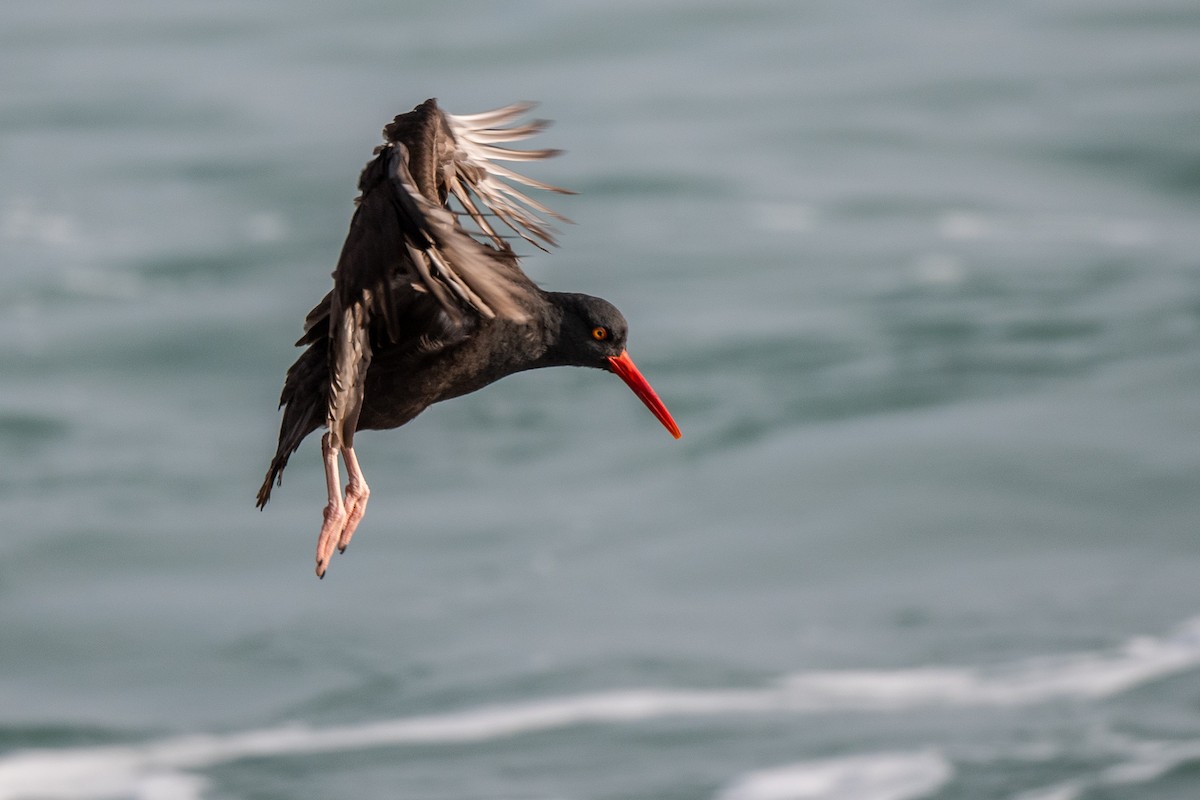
[[776, 615, 1200, 710], [2, 616, 1199, 800], [716, 750, 952, 800], [1012, 733, 1200, 800], [935, 210, 1158, 247]]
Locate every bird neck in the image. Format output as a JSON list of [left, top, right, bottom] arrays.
[[523, 291, 570, 369]]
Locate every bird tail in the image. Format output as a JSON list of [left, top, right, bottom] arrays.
[[257, 340, 329, 508], [256, 452, 290, 509]]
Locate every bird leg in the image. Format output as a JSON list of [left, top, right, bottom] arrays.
[[314, 433, 372, 578], [337, 444, 370, 554], [315, 432, 347, 578]]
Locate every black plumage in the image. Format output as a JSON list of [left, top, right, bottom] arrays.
[[257, 99, 680, 577]]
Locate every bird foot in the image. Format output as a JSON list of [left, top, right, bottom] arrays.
[[338, 481, 370, 553], [315, 501, 347, 579], [314, 439, 371, 579], [313, 480, 371, 578]]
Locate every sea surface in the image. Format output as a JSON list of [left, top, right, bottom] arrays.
[[3, 2, 1200, 799]]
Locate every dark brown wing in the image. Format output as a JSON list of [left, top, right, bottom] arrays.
[[325, 99, 570, 452], [257, 99, 570, 506]]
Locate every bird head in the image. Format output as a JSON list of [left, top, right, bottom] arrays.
[[553, 293, 682, 439]]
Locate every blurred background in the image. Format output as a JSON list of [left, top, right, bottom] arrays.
[[2, 1, 1200, 798]]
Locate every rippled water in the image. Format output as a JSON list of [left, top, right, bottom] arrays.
[[3, 2, 1200, 799]]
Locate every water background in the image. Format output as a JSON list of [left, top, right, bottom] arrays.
[[3, 2, 1200, 798]]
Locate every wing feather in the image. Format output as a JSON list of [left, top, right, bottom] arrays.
[[320, 99, 570, 452], [442, 103, 575, 252], [446, 101, 539, 125]]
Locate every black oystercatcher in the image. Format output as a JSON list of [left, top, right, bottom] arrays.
[[257, 99, 681, 577]]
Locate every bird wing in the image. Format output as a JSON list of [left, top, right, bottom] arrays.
[[439, 102, 574, 251], [321, 99, 571, 451]]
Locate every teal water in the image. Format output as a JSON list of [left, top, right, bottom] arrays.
[[3, 2, 1200, 798]]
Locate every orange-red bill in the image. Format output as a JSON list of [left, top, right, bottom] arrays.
[[606, 350, 682, 439]]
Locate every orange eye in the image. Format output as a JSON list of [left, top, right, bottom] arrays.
[[592, 326, 609, 341]]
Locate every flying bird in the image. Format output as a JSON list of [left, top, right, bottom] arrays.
[[257, 98, 681, 577]]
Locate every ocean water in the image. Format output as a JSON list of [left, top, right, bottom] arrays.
[[3, 1, 1200, 798]]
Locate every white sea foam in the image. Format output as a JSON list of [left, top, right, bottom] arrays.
[[776, 618, 1200, 710], [1011, 733, 1200, 800], [2, 617, 1199, 800], [715, 750, 952, 800]]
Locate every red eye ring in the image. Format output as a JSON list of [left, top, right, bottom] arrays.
[[592, 326, 608, 341]]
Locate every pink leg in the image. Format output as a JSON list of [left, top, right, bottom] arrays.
[[337, 445, 370, 554], [315, 433, 347, 578]]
